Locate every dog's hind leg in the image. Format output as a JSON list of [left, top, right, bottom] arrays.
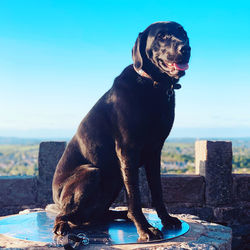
[[53, 164, 124, 235], [53, 164, 103, 235]]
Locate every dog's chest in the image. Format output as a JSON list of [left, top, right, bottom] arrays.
[[147, 94, 175, 139]]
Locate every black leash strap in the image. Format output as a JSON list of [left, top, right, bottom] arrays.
[[62, 233, 89, 250], [60, 232, 110, 249]]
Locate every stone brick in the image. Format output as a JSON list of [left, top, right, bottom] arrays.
[[161, 174, 205, 204], [167, 205, 197, 216], [239, 207, 250, 224], [37, 141, 66, 205], [232, 236, 244, 250], [214, 207, 240, 223], [232, 224, 250, 237], [195, 141, 233, 206], [0, 176, 37, 207], [196, 207, 214, 221], [233, 174, 250, 202]]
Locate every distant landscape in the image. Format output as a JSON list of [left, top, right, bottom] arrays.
[[0, 137, 249, 176]]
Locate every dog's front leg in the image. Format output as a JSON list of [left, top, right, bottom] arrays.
[[116, 146, 163, 241], [144, 150, 181, 229]]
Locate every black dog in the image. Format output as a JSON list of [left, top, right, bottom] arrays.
[[52, 21, 191, 242]]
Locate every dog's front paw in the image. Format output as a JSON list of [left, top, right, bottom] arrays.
[[162, 215, 182, 229], [138, 226, 163, 242], [148, 226, 163, 238], [53, 221, 71, 236]]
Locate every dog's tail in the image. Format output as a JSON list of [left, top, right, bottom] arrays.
[[45, 203, 60, 214]]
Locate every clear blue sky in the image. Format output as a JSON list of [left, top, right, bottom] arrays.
[[0, 0, 250, 138]]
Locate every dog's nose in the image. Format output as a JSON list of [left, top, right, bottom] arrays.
[[179, 45, 191, 56]]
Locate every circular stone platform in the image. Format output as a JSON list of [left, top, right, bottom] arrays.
[[0, 207, 232, 249]]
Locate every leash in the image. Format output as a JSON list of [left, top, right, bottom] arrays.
[[55, 233, 89, 249], [56, 232, 111, 249], [58, 233, 89, 250]]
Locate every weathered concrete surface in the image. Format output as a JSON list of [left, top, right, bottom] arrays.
[[195, 140, 233, 206], [37, 141, 66, 205], [0, 208, 232, 249]]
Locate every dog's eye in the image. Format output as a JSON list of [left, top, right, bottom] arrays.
[[157, 33, 169, 41]]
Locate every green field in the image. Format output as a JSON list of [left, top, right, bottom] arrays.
[[161, 141, 195, 174], [0, 138, 249, 176], [0, 144, 39, 176]]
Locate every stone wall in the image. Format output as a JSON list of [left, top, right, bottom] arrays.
[[0, 140, 249, 249], [37, 141, 66, 205]]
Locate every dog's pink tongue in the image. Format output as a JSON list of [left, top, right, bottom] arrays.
[[174, 63, 189, 71]]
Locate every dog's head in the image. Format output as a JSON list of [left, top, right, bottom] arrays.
[[132, 22, 191, 82]]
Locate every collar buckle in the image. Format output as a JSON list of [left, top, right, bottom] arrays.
[[166, 85, 174, 102]]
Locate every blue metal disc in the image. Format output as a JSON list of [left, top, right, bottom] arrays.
[[0, 211, 189, 245]]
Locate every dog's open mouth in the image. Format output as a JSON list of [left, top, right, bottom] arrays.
[[158, 59, 189, 78], [166, 62, 189, 71]]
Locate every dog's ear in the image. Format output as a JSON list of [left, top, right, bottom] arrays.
[[132, 32, 143, 70]]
